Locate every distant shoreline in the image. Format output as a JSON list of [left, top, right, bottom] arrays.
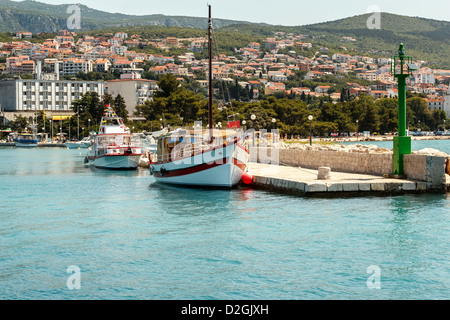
[[337, 136, 450, 142], [286, 135, 450, 144]]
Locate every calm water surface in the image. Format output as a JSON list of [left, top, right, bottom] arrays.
[[0, 145, 449, 300], [343, 138, 450, 154]]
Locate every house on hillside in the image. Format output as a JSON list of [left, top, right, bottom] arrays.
[[427, 97, 445, 112], [315, 86, 330, 94]]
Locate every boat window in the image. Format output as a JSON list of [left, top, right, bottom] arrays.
[[108, 136, 117, 145], [99, 137, 108, 146]]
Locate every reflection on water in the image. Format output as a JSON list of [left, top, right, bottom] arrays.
[[88, 166, 146, 177], [149, 182, 236, 218]]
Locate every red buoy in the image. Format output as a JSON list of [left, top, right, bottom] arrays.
[[241, 172, 253, 184]]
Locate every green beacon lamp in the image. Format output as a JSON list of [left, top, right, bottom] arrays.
[[391, 43, 417, 176]]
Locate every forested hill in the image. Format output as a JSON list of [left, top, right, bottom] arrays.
[[0, 0, 255, 32], [0, 1, 449, 68], [221, 13, 450, 68], [306, 13, 450, 66]]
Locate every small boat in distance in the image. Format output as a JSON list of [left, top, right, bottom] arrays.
[[85, 105, 143, 170], [13, 124, 41, 147], [14, 133, 40, 147], [65, 137, 91, 149]]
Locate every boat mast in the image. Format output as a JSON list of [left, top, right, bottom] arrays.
[[208, 5, 213, 133]]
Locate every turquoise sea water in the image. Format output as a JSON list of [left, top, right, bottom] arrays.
[[343, 138, 450, 154], [0, 145, 449, 300]]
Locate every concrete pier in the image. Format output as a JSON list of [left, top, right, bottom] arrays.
[[248, 146, 449, 195], [248, 162, 449, 196]]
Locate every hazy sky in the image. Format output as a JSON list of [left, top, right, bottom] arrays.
[[19, 0, 450, 26]]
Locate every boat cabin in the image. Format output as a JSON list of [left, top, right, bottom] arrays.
[[155, 128, 243, 163], [91, 133, 139, 157]]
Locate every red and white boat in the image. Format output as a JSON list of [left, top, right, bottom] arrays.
[[150, 128, 249, 187], [85, 106, 143, 170], [149, 6, 250, 187]]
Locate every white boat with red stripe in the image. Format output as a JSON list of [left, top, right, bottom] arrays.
[[149, 6, 251, 187], [150, 128, 249, 187], [85, 105, 143, 170]]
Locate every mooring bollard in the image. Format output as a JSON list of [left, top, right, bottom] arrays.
[[318, 167, 331, 180]]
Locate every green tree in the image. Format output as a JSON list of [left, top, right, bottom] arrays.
[[319, 102, 353, 134], [10, 115, 28, 133], [430, 109, 448, 131], [313, 121, 339, 136], [113, 94, 128, 122], [155, 74, 180, 98], [376, 98, 398, 133], [407, 96, 431, 129], [245, 105, 270, 131], [356, 95, 380, 133], [103, 93, 114, 107], [136, 80, 205, 128], [72, 91, 104, 134]]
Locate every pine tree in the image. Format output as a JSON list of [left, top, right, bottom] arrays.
[[340, 88, 346, 102], [113, 94, 128, 122], [301, 91, 306, 101]]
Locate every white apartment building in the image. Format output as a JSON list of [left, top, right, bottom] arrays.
[[356, 72, 378, 82], [412, 69, 435, 84], [114, 32, 128, 39], [428, 98, 445, 112], [61, 58, 93, 76], [108, 38, 123, 46], [0, 79, 104, 114], [111, 45, 128, 56], [332, 54, 351, 63]]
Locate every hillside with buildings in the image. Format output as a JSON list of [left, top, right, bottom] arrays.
[[0, 6, 449, 136], [221, 12, 450, 69]]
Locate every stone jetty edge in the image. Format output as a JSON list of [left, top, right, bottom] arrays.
[[248, 174, 432, 197], [247, 142, 450, 196]]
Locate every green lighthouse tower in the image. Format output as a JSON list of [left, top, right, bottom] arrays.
[[391, 43, 417, 176]]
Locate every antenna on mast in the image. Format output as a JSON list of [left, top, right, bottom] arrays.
[[208, 4, 213, 132]]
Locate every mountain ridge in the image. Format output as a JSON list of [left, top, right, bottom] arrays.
[[2, 0, 449, 31], [0, 0, 262, 32], [0, 1, 449, 68]]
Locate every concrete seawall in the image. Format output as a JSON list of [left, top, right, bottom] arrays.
[[248, 163, 432, 196], [250, 146, 449, 194]]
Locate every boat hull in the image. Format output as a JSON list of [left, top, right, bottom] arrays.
[[151, 141, 248, 188], [14, 135, 39, 147], [88, 154, 142, 170], [14, 141, 38, 147], [65, 142, 90, 149]]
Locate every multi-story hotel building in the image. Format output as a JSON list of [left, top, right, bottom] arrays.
[[0, 79, 104, 120], [61, 58, 93, 76]]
